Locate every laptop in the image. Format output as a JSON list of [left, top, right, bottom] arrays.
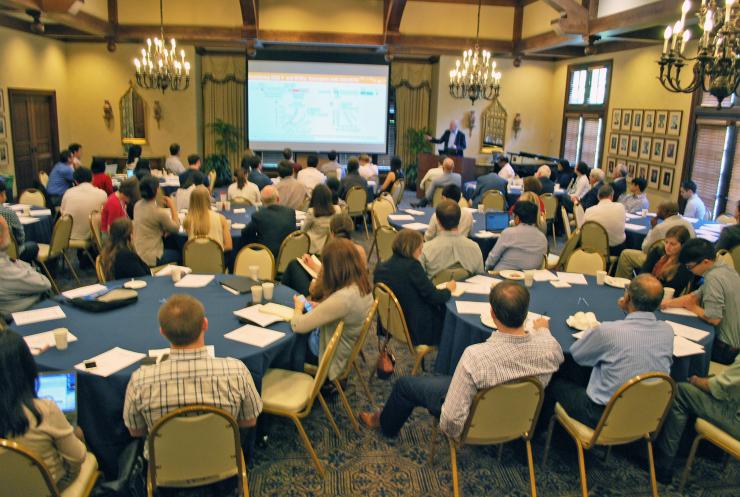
[[37, 371, 78, 425], [126, 169, 135, 178], [485, 211, 510, 232], [104, 163, 118, 176]]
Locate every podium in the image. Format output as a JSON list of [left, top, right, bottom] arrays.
[[416, 152, 477, 198]]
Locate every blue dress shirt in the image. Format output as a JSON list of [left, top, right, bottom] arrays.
[[46, 162, 74, 196]]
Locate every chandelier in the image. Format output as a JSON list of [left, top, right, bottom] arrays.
[[133, 0, 190, 92], [448, 0, 502, 105], [658, 0, 739, 107]]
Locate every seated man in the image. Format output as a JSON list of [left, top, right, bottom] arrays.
[[165, 143, 186, 175], [319, 150, 342, 177], [47, 150, 75, 206], [420, 199, 484, 279], [485, 201, 547, 272], [615, 201, 695, 279], [549, 274, 674, 426], [0, 181, 38, 262], [0, 217, 51, 313], [415, 158, 462, 207], [275, 160, 307, 210], [716, 199, 739, 252], [60, 167, 107, 265], [578, 168, 605, 210], [535, 165, 556, 194], [338, 157, 369, 200], [471, 167, 508, 208], [662, 239, 740, 364], [419, 156, 445, 195], [296, 154, 326, 193], [359, 281, 564, 438], [358, 154, 379, 183], [680, 180, 707, 220], [241, 185, 296, 258], [582, 185, 626, 255], [124, 294, 262, 442], [245, 155, 272, 192], [618, 177, 650, 214], [610, 163, 628, 202], [179, 154, 211, 189], [425, 184, 473, 240]]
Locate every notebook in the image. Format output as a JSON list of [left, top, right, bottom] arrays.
[[37, 371, 78, 425], [219, 276, 260, 294], [484, 211, 510, 232]]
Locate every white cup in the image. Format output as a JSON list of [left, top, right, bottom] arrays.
[[262, 282, 274, 301], [663, 287, 675, 302], [596, 270, 607, 285], [251, 285, 263, 304], [523, 270, 534, 287], [220, 193, 227, 202], [53, 328, 68, 350], [223, 200, 231, 211], [171, 268, 182, 283], [641, 208, 648, 217], [249, 265, 260, 281]]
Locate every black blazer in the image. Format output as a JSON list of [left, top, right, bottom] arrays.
[[612, 177, 627, 202], [111, 249, 150, 280], [430, 130, 467, 155], [374, 254, 451, 346], [539, 177, 556, 194], [580, 181, 604, 210], [242, 204, 296, 258]]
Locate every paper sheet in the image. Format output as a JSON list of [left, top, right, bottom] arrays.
[[404, 209, 425, 216], [260, 303, 294, 321], [148, 345, 214, 359], [9, 204, 28, 212], [625, 223, 647, 231], [673, 335, 705, 357], [402, 222, 429, 230], [683, 216, 699, 223], [19, 216, 40, 225], [23, 329, 78, 350], [12, 306, 66, 326], [474, 231, 499, 239], [455, 282, 493, 295], [667, 321, 710, 342], [233, 306, 283, 327], [550, 280, 572, 288], [699, 224, 724, 233], [62, 284, 108, 299], [661, 307, 698, 318], [388, 214, 414, 221], [154, 265, 193, 277], [174, 274, 215, 288], [74, 347, 146, 377], [225, 325, 286, 348], [465, 275, 502, 286], [30, 209, 52, 216], [625, 213, 641, 220], [532, 270, 557, 282], [297, 254, 321, 279], [437, 282, 464, 297], [232, 208, 246, 214], [455, 301, 492, 315], [572, 331, 586, 339], [556, 272, 588, 285]]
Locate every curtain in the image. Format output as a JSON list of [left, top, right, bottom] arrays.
[[202, 55, 247, 171], [391, 62, 432, 166]]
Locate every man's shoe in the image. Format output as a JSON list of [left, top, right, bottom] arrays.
[[359, 411, 381, 430]]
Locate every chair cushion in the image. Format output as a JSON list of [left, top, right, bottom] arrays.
[[61, 452, 98, 497], [68, 239, 91, 250], [261, 368, 315, 413], [36, 243, 50, 262], [695, 418, 740, 457], [555, 402, 596, 447]]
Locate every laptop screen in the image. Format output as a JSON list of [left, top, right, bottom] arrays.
[[105, 163, 118, 176], [126, 169, 135, 178], [37, 371, 77, 414], [485, 211, 510, 232]]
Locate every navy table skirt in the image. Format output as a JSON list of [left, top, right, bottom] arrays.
[[14, 275, 304, 477], [21, 206, 54, 244]]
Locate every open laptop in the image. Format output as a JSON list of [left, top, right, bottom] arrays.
[[126, 168, 135, 178], [104, 163, 118, 176], [485, 211, 510, 232], [37, 371, 78, 425]]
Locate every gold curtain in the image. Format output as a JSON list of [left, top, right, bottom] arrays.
[[202, 55, 247, 171], [391, 62, 432, 166]]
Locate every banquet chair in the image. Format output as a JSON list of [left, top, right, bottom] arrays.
[[579, 221, 615, 271], [325, 169, 339, 180], [147, 405, 249, 497], [276, 231, 310, 274], [260, 321, 345, 477], [565, 249, 605, 276], [300, 194, 311, 212], [183, 237, 225, 274], [207, 170, 216, 194], [37, 214, 78, 293], [543, 373, 675, 497], [374, 283, 435, 376], [432, 267, 471, 285], [231, 196, 252, 207], [481, 190, 505, 211], [346, 186, 369, 239], [550, 230, 581, 271], [6, 228, 18, 260], [678, 418, 740, 492], [369, 225, 397, 264], [574, 203, 586, 228], [716, 214, 735, 224], [333, 299, 379, 432], [732, 245, 740, 274], [370, 195, 396, 230], [19, 188, 46, 208], [715, 249, 734, 270], [38, 171, 49, 188], [88, 211, 103, 253], [390, 179, 405, 206], [431, 187, 445, 207], [94, 255, 106, 283], [561, 206, 575, 240], [0, 438, 99, 497], [234, 243, 275, 281], [430, 378, 544, 497], [540, 194, 558, 248]]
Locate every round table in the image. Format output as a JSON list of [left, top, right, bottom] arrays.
[[434, 274, 715, 382], [14, 275, 304, 477], [622, 214, 717, 250], [20, 206, 54, 244]]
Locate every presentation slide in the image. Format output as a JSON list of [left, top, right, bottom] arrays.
[[248, 60, 389, 153]]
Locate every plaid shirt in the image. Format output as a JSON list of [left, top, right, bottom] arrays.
[[123, 347, 262, 433], [0, 205, 25, 245], [440, 329, 564, 440]]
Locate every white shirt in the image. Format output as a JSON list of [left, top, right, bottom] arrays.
[[227, 181, 261, 205], [165, 155, 186, 175], [175, 185, 195, 211], [583, 199, 626, 246], [684, 193, 707, 220], [296, 167, 327, 192], [358, 163, 379, 182], [60, 182, 107, 240], [498, 163, 515, 180], [447, 129, 459, 149], [425, 209, 473, 241], [570, 174, 590, 199]]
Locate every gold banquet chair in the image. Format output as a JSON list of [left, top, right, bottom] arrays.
[[89, 211, 103, 253], [94, 255, 106, 284], [260, 321, 346, 477], [36, 214, 79, 293], [678, 418, 740, 492], [543, 373, 676, 497], [431, 186, 445, 207], [6, 227, 18, 260], [234, 243, 276, 281], [390, 178, 405, 206], [481, 189, 505, 211], [565, 249, 606, 276], [276, 231, 310, 274], [183, 237, 225, 274], [0, 438, 99, 497], [146, 406, 249, 497], [346, 186, 370, 239], [231, 196, 252, 207], [19, 188, 47, 208], [430, 378, 545, 497], [368, 198, 396, 262], [372, 225, 397, 264], [540, 193, 558, 248]]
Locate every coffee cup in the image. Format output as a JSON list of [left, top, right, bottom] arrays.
[[220, 193, 227, 202], [641, 208, 648, 217], [523, 270, 534, 288], [53, 328, 68, 350], [663, 287, 675, 302], [596, 270, 607, 285], [262, 282, 274, 301], [251, 285, 263, 304], [223, 200, 231, 211], [249, 265, 260, 281]]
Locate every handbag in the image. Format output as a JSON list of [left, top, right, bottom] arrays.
[[69, 288, 138, 313], [376, 334, 395, 380]]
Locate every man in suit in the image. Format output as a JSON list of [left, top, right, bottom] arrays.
[[246, 155, 272, 192], [471, 168, 508, 207], [427, 120, 466, 157], [535, 165, 556, 194], [579, 168, 605, 210], [241, 185, 296, 258], [610, 163, 628, 201]]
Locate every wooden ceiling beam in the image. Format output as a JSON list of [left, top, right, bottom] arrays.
[[385, 0, 406, 35], [409, 0, 517, 6], [239, 0, 257, 38], [542, 0, 588, 35], [518, 31, 579, 52], [588, 0, 681, 37], [0, 0, 111, 35], [512, 0, 522, 54], [116, 24, 246, 44]]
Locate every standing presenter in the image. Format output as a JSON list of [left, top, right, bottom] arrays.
[[426, 120, 466, 157]]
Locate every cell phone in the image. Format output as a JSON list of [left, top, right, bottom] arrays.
[[299, 295, 312, 313]]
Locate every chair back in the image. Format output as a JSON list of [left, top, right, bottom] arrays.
[[565, 249, 605, 275], [95, 255, 106, 283], [308, 321, 346, 402], [183, 237, 225, 273], [89, 211, 103, 252], [432, 266, 471, 285], [431, 187, 445, 207], [580, 221, 610, 260], [325, 169, 339, 180], [540, 194, 557, 221], [231, 196, 252, 207], [371, 196, 395, 230], [554, 229, 581, 271], [19, 189, 46, 208], [481, 190, 505, 211], [591, 373, 675, 446], [6, 228, 18, 260], [276, 231, 310, 273], [374, 283, 415, 354], [234, 243, 276, 281], [148, 406, 247, 492], [731, 245, 740, 274], [390, 179, 405, 205], [715, 249, 735, 270], [561, 206, 572, 239], [375, 226, 397, 263], [461, 378, 544, 446], [38, 171, 49, 188], [48, 215, 74, 258], [299, 195, 311, 212], [345, 187, 368, 216], [574, 203, 586, 228], [337, 300, 379, 382], [208, 170, 217, 194], [0, 438, 60, 497]]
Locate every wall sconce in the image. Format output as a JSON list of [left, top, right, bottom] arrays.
[[512, 113, 522, 138], [103, 100, 113, 127], [465, 110, 476, 134], [153, 101, 162, 129]]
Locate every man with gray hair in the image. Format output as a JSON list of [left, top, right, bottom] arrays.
[[548, 274, 673, 426], [579, 168, 606, 210], [611, 163, 629, 201], [0, 216, 52, 313], [241, 185, 296, 258], [535, 165, 555, 194], [583, 184, 626, 254], [422, 157, 462, 205], [426, 120, 467, 156]]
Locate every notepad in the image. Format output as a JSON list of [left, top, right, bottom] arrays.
[[661, 307, 698, 318], [23, 329, 78, 350], [474, 231, 499, 239], [30, 209, 52, 216], [12, 306, 66, 326], [455, 301, 491, 315], [62, 284, 108, 299], [388, 214, 414, 221], [75, 347, 146, 377], [401, 222, 429, 230], [455, 282, 492, 295], [673, 335, 705, 358], [297, 254, 321, 279], [154, 265, 193, 277], [465, 275, 501, 287], [174, 274, 215, 288], [225, 325, 286, 348], [532, 270, 557, 282], [260, 303, 294, 321], [556, 272, 588, 285], [19, 216, 40, 225], [234, 306, 283, 327], [9, 204, 27, 211], [404, 209, 425, 216], [625, 223, 647, 231], [667, 321, 710, 342], [550, 280, 572, 288], [232, 208, 246, 214]]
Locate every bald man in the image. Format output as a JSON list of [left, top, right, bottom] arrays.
[[240, 185, 296, 258], [414, 158, 462, 207], [427, 120, 467, 157]]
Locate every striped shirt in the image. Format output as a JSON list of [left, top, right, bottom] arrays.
[[123, 347, 262, 434], [571, 312, 674, 405], [0, 205, 25, 245], [440, 329, 564, 440]]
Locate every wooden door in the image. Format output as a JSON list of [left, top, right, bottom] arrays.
[[8, 90, 59, 192]]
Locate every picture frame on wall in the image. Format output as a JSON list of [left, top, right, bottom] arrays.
[[0, 115, 6, 140], [648, 165, 661, 189], [639, 137, 652, 160], [616, 159, 627, 174], [628, 135, 640, 158], [655, 110, 668, 134], [612, 109, 622, 131], [667, 111, 682, 136], [608, 134, 618, 154], [618, 134, 629, 155], [637, 163, 649, 180], [0, 142, 8, 166], [622, 109, 633, 129], [643, 110, 655, 134], [664, 139, 678, 165], [627, 161, 637, 177], [651, 138, 665, 162], [631, 110, 644, 132], [0, 88, 4, 114], [660, 167, 674, 193], [607, 157, 616, 176]]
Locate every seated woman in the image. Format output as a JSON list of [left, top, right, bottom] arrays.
[[90, 158, 113, 196], [556, 159, 575, 190], [133, 176, 180, 266], [639, 225, 694, 295], [133, 159, 152, 181], [227, 168, 261, 205], [100, 218, 150, 281], [377, 156, 404, 196], [175, 170, 205, 211], [101, 177, 138, 238], [374, 229, 455, 346], [302, 184, 341, 254], [183, 186, 233, 252], [0, 327, 88, 490], [290, 238, 374, 381]]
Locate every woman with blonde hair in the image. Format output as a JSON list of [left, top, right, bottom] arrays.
[[183, 186, 233, 252]]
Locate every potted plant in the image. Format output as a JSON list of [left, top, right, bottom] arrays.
[[204, 119, 241, 187], [405, 127, 433, 189]]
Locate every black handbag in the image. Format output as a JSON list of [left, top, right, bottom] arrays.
[[69, 288, 138, 313]]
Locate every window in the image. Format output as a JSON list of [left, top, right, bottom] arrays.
[[568, 65, 609, 106]]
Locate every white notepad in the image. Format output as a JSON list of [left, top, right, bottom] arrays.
[[260, 303, 294, 321], [673, 335, 705, 357], [75, 347, 145, 377], [174, 274, 215, 288], [402, 222, 429, 230], [233, 306, 283, 327], [388, 214, 414, 221], [532, 270, 557, 282], [667, 321, 710, 342], [556, 272, 588, 285], [624, 223, 647, 231], [62, 284, 108, 299], [23, 329, 78, 350], [661, 307, 698, 318], [404, 209, 425, 216], [455, 301, 491, 315], [232, 208, 246, 214], [30, 209, 52, 216], [225, 325, 286, 348], [474, 231, 498, 239], [19, 216, 40, 225], [297, 254, 321, 279], [465, 275, 501, 287], [455, 282, 492, 295], [12, 306, 66, 326], [550, 280, 572, 288], [154, 265, 193, 277]]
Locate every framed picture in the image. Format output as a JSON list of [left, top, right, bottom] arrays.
[[608, 134, 619, 154], [0, 88, 4, 114], [660, 167, 675, 193], [627, 161, 637, 177], [631, 110, 644, 132], [0, 116, 6, 140], [639, 137, 652, 160], [651, 138, 665, 162], [648, 165, 661, 189], [618, 134, 630, 155], [622, 109, 633, 129], [643, 110, 656, 134], [607, 157, 616, 176], [612, 109, 622, 131], [655, 110, 668, 134], [664, 139, 678, 165], [629, 135, 640, 158], [0, 142, 8, 166], [667, 110, 682, 136], [637, 163, 649, 180]]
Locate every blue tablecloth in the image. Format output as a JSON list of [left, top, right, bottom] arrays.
[[623, 214, 717, 249], [435, 274, 714, 382], [14, 275, 303, 477], [20, 206, 54, 244]]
